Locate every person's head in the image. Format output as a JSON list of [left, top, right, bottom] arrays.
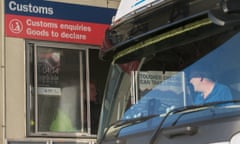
[[90, 81, 97, 102], [189, 68, 214, 93]]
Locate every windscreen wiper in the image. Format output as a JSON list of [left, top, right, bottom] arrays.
[[149, 100, 240, 144], [171, 100, 240, 126], [99, 114, 160, 144], [113, 114, 159, 128]]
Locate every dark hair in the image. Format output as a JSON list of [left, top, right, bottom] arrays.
[[189, 66, 214, 80]]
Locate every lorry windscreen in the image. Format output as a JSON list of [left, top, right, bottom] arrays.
[[98, 27, 240, 139]]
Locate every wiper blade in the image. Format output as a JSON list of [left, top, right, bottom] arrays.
[[167, 100, 240, 114], [149, 100, 240, 144], [171, 100, 240, 127], [112, 100, 229, 129], [192, 100, 240, 107], [99, 114, 160, 143], [112, 114, 159, 128]]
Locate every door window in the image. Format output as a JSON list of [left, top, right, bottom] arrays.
[[26, 41, 90, 137]]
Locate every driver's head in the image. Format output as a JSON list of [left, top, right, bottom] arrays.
[[189, 67, 214, 92]]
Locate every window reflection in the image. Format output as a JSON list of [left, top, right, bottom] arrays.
[[28, 46, 88, 135], [122, 32, 240, 120]]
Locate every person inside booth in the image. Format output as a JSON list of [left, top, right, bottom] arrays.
[[89, 80, 102, 134]]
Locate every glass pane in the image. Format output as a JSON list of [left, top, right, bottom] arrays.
[[30, 46, 87, 134], [99, 30, 240, 137]]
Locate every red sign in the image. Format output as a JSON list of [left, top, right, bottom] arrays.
[[5, 14, 109, 46]]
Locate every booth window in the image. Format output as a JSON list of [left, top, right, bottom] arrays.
[[26, 41, 91, 137]]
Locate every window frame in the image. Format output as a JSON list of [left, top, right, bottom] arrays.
[[25, 40, 97, 137]]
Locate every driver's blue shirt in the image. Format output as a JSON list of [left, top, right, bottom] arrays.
[[194, 83, 233, 105]]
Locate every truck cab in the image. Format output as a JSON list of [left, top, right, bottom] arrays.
[[98, 0, 240, 143]]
